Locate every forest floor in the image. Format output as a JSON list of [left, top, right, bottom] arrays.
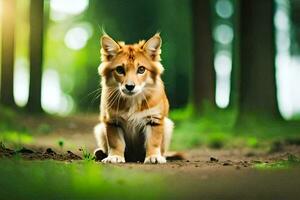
[[1, 114, 300, 199]]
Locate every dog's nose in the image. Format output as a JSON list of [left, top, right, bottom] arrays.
[[125, 84, 135, 92]]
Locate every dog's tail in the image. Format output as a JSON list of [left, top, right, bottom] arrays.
[[165, 151, 186, 161]]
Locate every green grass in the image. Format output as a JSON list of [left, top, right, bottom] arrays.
[[0, 105, 32, 147], [254, 154, 300, 170], [1, 104, 300, 151], [170, 106, 300, 150], [79, 146, 95, 161], [0, 159, 166, 200], [0, 131, 33, 146]]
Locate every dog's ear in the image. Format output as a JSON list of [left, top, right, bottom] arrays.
[[101, 34, 120, 61], [143, 33, 161, 61]]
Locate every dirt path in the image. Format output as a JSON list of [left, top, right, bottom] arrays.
[[3, 114, 300, 199], [8, 113, 299, 164], [17, 113, 300, 160]]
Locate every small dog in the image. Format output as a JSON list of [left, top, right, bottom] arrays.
[[94, 33, 174, 164]]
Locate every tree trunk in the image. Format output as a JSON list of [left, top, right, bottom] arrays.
[[0, 0, 16, 107], [27, 0, 44, 113], [228, 0, 240, 109], [191, 0, 215, 113], [238, 0, 281, 119]]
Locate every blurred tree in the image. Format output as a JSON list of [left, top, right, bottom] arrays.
[[291, 0, 300, 55], [27, 0, 44, 113], [155, 0, 193, 109], [237, 0, 281, 120], [0, 0, 16, 107], [191, 0, 215, 113], [229, 0, 239, 109]]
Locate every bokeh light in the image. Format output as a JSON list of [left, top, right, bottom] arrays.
[[64, 26, 89, 50], [214, 24, 234, 45], [215, 76, 230, 108], [41, 69, 73, 115], [214, 51, 232, 108], [214, 51, 232, 76], [274, 0, 300, 119], [274, 9, 290, 30], [14, 58, 29, 107], [50, 0, 88, 15], [216, 0, 233, 19], [50, 0, 89, 21]]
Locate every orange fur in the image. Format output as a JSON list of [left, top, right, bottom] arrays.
[[94, 33, 173, 164]]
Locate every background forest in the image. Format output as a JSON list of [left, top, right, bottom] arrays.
[[1, 0, 300, 148], [1, 0, 300, 199], [1, 0, 300, 116]]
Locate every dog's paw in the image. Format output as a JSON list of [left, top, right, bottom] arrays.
[[102, 155, 125, 164], [144, 155, 166, 164], [94, 149, 107, 161]]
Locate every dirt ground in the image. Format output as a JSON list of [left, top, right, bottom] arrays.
[[2, 114, 300, 199]]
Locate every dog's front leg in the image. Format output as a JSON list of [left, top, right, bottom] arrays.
[[144, 124, 166, 164], [102, 123, 125, 163]]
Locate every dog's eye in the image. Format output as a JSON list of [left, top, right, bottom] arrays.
[[115, 66, 125, 75], [137, 66, 146, 74]]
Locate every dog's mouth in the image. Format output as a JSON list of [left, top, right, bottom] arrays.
[[121, 89, 137, 96], [120, 85, 144, 97]]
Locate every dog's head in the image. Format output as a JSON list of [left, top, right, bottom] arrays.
[[98, 33, 164, 98]]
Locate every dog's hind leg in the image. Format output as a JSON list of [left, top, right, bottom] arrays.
[[161, 117, 174, 156], [162, 118, 185, 160]]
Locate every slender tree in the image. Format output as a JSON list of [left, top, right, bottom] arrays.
[[0, 0, 16, 107], [191, 0, 215, 113], [27, 0, 44, 112], [291, 0, 300, 54], [237, 0, 281, 120], [228, 0, 240, 109]]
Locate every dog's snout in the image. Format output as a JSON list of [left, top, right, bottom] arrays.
[[125, 84, 135, 91]]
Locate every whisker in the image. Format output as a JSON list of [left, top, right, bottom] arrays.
[[105, 89, 120, 110], [91, 91, 101, 105], [87, 87, 101, 97]]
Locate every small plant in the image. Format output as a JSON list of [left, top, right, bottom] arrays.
[[58, 139, 64, 150], [79, 147, 94, 161], [0, 141, 5, 150]]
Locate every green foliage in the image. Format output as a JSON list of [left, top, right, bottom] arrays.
[[169, 104, 194, 122], [0, 131, 33, 146], [79, 146, 94, 161], [170, 105, 236, 150], [170, 105, 300, 150], [0, 106, 33, 147], [0, 105, 18, 131], [246, 137, 259, 148], [254, 154, 300, 170], [207, 133, 228, 149], [0, 159, 166, 200], [0, 141, 5, 150]]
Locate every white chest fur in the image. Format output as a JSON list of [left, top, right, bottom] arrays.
[[110, 104, 162, 139]]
